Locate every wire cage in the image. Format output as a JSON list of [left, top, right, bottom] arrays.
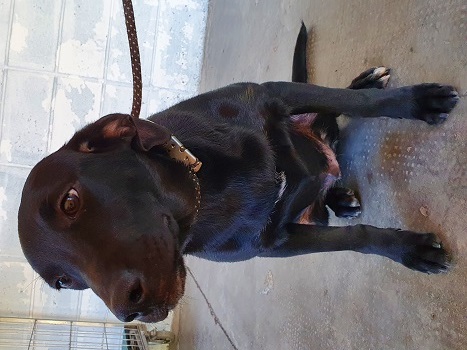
[[0, 317, 148, 350]]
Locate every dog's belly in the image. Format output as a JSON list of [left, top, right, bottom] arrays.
[[290, 113, 341, 225]]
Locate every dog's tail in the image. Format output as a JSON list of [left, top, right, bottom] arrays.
[[292, 22, 308, 83]]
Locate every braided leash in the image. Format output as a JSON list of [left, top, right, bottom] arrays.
[[122, 0, 142, 119], [121, 0, 202, 218]]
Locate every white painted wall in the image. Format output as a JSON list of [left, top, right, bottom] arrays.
[[0, 0, 208, 323]]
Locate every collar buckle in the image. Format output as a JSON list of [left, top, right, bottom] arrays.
[[163, 135, 202, 173]]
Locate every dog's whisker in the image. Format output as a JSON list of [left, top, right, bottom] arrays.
[[181, 294, 196, 301], [177, 298, 190, 307], [22, 275, 42, 291]]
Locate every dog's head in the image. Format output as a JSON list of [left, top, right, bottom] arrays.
[[18, 114, 197, 322]]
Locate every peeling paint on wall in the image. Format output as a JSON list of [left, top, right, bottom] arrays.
[[59, 39, 105, 78], [0, 261, 34, 316], [50, 88, 80, 151], [50, 78, 102, 152], [170, 0, 203, 10], [10, 18, 28, 53], [0, 141, 12, 163], [0, 187, 7, 221]]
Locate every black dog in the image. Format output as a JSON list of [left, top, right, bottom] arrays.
[[18, 24, 459, 323]]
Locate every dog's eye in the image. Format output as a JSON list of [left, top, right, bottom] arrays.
[[55, 276, 72, 290], [61, 189, 80, 216]]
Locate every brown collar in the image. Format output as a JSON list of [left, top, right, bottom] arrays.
[[163, 136, 202, 220]]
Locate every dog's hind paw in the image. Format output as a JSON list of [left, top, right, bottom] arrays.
[[411, 83, 459, 125], [325, 187, 362, 219], [348, 67, 391, 90], [401, 232, 451, 274]]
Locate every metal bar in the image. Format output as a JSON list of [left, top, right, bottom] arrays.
[[0, 318, 147, 349], [27, 319, 36, 350]]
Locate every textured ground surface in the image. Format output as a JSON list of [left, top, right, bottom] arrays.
[[177, 0, 467, 349]]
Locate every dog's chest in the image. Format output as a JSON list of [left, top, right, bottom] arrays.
[[185, 177, 280, 262]]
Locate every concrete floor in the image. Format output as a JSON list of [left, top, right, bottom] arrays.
[[177, 0, 467, 349]]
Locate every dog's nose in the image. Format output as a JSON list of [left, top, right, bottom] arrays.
[[123, 312, 140, 323], [110, 272, 146, 322]]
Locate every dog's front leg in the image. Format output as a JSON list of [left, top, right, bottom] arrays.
[[259, 223, 450, 274], [261, 81, 459, 124]]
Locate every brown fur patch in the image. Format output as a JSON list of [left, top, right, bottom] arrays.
[[291, 114, 341, 180], [219, 104, 239, 118], [297, 206, 314, 224], [102, 119, 133, 139], [79, 141, 94, 153]]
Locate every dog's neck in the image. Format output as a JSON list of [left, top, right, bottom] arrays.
[[135, 146, 201, 239]]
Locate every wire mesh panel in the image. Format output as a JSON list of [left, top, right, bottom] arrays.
[[0, 317, 148, 350]]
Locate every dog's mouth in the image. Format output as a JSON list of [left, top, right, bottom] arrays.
[[134, 258, 186, 323], [130, 293, 179, 323], [136, 305, 173, 323]]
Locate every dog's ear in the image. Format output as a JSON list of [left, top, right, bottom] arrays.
[[130, 118, 172, 152], [68, 114, 171, 153]]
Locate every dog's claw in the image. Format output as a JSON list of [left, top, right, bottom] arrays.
[[401, 232, 451, 274], [349, 66, 391, 90]]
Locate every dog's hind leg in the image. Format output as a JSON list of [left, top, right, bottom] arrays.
[[311, 66, 392, 148], [347, 67, 391, 90], [319, 67, 391, 218], [325, 187, 361, 219], [293, 68, 391, 220]]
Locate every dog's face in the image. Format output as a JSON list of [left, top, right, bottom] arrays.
[[18, 114, 190, 323]]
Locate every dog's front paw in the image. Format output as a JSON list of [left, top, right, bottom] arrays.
[[325, 187, 362, 219], [400, 232, 450, 274], [411, 83, 459, 125], [348, 67, 391, 90]]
